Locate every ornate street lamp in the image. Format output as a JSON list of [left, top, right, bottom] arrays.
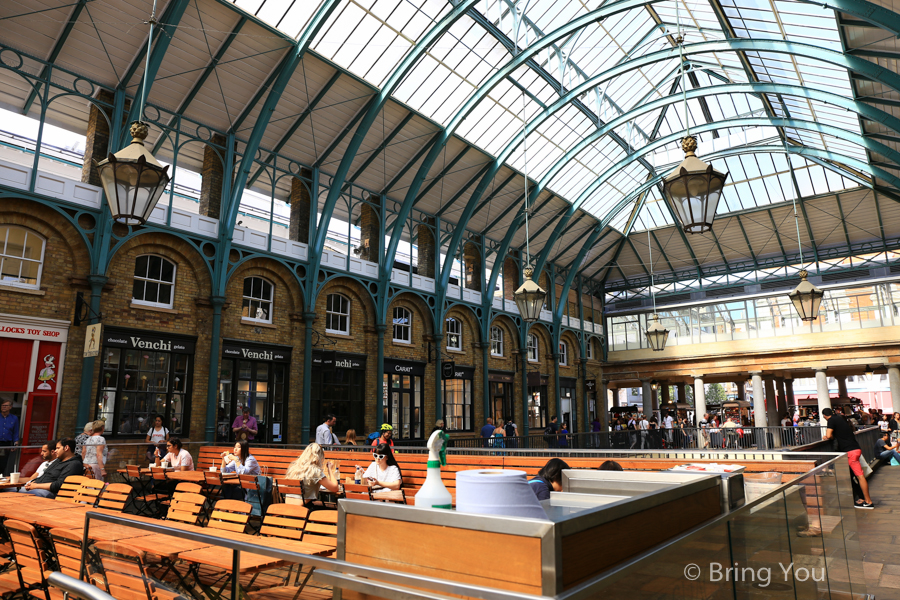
[[787, 269, 824, 322], [645, 314, 669, 351], [96, 122, 170, 225], [514, 266, 546, 324], [650, 380, 659, 392], [663, 136, 729, 234], [95, 0, 170, 225]]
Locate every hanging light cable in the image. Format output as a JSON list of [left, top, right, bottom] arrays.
[[95, 0, 170, 225], [514, 84, 547, 323], [644, 229, 670, 351], [787, 193, 824, 321], [662, 24, 729, 234]]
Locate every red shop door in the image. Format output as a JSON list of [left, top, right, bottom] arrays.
[[0, 338, 31, 392], [19, 393, 57, 477]]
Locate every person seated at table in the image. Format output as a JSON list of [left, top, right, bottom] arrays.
[[284, 443, 339, 505], [875, 431, 900, 464], [17, 443, 55, 483], [598, 460, 624, 471], [363, 444, 403, 491], [528, 458, 570, 501], [221, 440, 260, 475], [19, 439, 82, 498], [154, 438, 194, 471]]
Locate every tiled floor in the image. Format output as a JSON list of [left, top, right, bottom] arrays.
[[856, 466, 900, 598]]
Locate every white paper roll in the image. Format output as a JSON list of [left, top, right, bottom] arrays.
[[455, 469, 548, 520]]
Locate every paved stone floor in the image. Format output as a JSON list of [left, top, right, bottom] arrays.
[[856, 466, 900, 599]]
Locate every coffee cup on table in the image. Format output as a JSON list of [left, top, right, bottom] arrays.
[[10, 473, 20, 484], [161, 460, 170, 469], [210, 465, 216, 472]]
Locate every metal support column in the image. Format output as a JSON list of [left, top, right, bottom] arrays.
[[301, 313, 315, 444], [204, 296, 225, 442], [376, 324, 386, 428], [75, 275, 107, 433], [434, 334, 443, 422]]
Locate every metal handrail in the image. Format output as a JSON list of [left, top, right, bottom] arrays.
[[47, 572, 117, 600]]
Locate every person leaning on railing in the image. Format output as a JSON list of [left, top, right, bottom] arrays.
[[823, 408, 874, 509]]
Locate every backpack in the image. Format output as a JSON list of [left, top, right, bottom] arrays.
[[367, 431, 381, 443], [504, 422, 516, 438]]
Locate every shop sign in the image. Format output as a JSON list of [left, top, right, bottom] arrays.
[[34, 340, 62, 392], [313, 352, 365, 370], [0, 313, 69, 342], [384, 359, 425, 377], [489, 372, 514, 383], [223, 340, 291, 363], [560, 377, 577, 389], [83, 323, 101, 358], [586, 380, 596, 392], [445, 365, 475, 380], [104, 329, 195, 353]]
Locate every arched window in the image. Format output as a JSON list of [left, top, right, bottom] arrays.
[[132, 255, 176, 308], [393, 307, 412, 343], [242, 277, 273, 323], [490, 326, 503, 357], [446, 317, 462, 351], [527, 333, 539, 362], [559, 341, 568, 366], [0, 226, 45, 289], [326, 293, 350, 334]]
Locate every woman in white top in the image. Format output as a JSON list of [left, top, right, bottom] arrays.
[[363, 444, 402, 491], [284, 443, 339, 504], [145, 415, 169, 462], [82, 420, 108, 480], [154, 438, 194, 471]]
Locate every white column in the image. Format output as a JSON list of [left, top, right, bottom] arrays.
[[751, 372, 766, 427], [693, 376, 706, 426], [765, 377, 779, 427], [888, 367, 900, 412], [641, 380, 653, 417], [816, 369, 832, 424]]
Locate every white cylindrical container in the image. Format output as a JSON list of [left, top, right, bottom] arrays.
[[455, 469, 547, 519], [415, 430, 453, 509]]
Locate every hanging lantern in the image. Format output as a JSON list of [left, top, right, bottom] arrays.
[[663, 136, 728, 234], [96, 121, 171, 226], [644, 313, 670, 351], [864, 366, 874, 380], [650, 380, 659, 392], [514, 266, 547, 323], [788, 269, 824, 321]]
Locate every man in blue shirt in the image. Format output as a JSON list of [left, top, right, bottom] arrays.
[[0, 401, 19, 476], [480, 418, 495, 447]]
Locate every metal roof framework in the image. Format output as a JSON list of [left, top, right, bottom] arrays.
[[1, 0, 900, 305]]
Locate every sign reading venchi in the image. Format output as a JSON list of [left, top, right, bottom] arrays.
[[103, 328, 196, 353], [222, 339, 292, 363]]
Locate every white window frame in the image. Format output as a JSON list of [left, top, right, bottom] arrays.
[[446, 317, 462, 351], [393, 307, 412, 343], [490, 326, 503, 357], [586, 339, 594, 360], [0, 226, 45, 290], [132, 254, 176, 309], [326, 293, 350, 335], [242, 277, 274, 324], [527, 334, 539, 362], [559, 341, 568, 366]]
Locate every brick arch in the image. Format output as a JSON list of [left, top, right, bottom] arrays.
[[226, 258, 304, 316], [445, 303, 482, 348], [315, 277, 375, 333], [489, 315, 520, 353], [388, 292, 434, 342], [107, 232, 213, 298], [0, 197, 92, 278]]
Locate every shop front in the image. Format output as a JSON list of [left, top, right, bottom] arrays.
[[489, 371, 514, 425], [442, 364, 474, 432], [96, 328, 195, 438], [560, 377, 577, 431], [218, 339, 291, 443], [311, 351, 366, 442], [527, 372, 549, 430], [0, 313, 69, 474], [383, 358, 425, 440]]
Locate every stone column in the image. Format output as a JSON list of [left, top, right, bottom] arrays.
[[200, 133, 227, 219], [693, 376, 706, 426], [888, 367, 900, 412], [816, 369, 832, 424], [289, 170, 312, 243], [675, 382, 686, 403], [641, 380, 653, 418], [416, 217, 435, 278], [661, 382, 670, 406], [358, 194, 381, 263], [751, 372, 766, 427], [837, 375, 848, 399], [737, 381, 745, 404], [82, 89, 115, 186]]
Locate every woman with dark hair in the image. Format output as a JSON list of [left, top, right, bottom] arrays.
[[221, 440, 260, 475], [154, 437, 194, 471], [528, 458, 570, 500], [363, 443, 402, 491], [598, 460, 624, 471]]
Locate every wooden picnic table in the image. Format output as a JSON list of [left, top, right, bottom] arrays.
[[17, 506, 93, 530], [117, 468, 239, 485], [372, 489, 405, 503], [0, 482, 26, 490]]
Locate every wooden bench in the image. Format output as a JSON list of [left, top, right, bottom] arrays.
[[197, 446, 817, 505]]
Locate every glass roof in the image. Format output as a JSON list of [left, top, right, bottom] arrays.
[[231, 0, 871, 238]]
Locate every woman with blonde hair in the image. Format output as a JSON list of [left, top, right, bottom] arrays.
[[284, 443, 339, 505]]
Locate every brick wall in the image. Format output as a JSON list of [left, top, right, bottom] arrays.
[[417, 217, 435, 278], [462, 241, 481, 292], [358, 195, 380, 263], [487, 315, 520, 427], [82, 90, 115, 187], [289, 171, 312, 244], [503, 257, 518, 300], [199, 134, 227, 219]]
